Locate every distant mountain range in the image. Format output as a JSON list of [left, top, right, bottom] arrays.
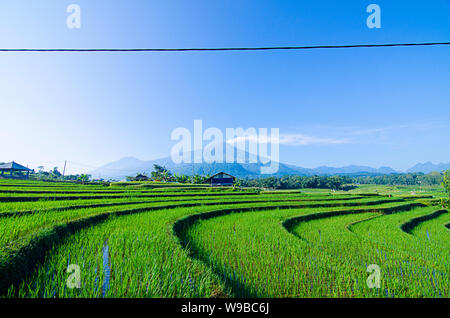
[[89, 146, 449, 180], [406, 162, 450, 174], [89, 158, 450, 181], [88, 142, 448, 180]]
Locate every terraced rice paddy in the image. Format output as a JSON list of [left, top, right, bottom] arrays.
[[0, 179, 447, 298]]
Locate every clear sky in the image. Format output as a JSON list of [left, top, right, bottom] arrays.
[[0, 0, 449, 174]]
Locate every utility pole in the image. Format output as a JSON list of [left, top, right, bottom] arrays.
[[62, 160, 67, 180]]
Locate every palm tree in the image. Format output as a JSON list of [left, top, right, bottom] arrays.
[[78, 174, 89, 184]]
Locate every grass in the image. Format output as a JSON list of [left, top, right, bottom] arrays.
[[9, 212, 223, 298], [0, 179, 447, 298], [179, 202, 435, 297]]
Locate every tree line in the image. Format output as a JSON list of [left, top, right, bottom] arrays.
[[351, 172, 443, 186], [126, 165, 449, 191], [29, 166, 90, 183], [239, 175, 352, 190], [239, 172, 448, 190], [126, 165, 210, 184]]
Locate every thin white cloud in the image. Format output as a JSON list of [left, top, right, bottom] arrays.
[[227, 133, 349, 146], [278, 134, 349, 146], [286, 121, 449, 146], [225, 121, 448, 148]]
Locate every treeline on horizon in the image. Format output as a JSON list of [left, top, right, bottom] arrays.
[[2, 163, 447, 191], [137, 166, 445, 190], [0, 165, 91, 183], [142, 166, 446, 190], [238, 172, 445, 190]]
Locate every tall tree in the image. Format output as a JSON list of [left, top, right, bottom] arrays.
[[442, 170, 450, 198], [78, 174, 90, 184], [52, 167, 62, 177], [151, 164, 173, 182]]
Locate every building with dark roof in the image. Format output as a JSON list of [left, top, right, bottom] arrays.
[[204, 172, 236, 187], [0, 161, 32, 179], [134, 174, 150, 181]]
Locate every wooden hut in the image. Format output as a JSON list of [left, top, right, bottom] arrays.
[[204, 172, 236, 187], [134, 174, 149, 181], [0, 161, 32, 179]]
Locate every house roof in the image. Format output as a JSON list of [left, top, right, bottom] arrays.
[[204, 172, 236, 183], [0, 161, 31, 171]]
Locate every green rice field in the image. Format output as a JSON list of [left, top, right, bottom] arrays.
[[0, 179, 448, 298]]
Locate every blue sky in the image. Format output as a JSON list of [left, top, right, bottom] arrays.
[[0, 0, 449, 174]]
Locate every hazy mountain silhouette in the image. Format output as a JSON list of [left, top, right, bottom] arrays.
[[90, 142, 449, 180], [406, 162, 450, 174], [88, 143, 411, 180]]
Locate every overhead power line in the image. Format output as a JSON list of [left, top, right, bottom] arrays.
[[0, 41, 449, 53]]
